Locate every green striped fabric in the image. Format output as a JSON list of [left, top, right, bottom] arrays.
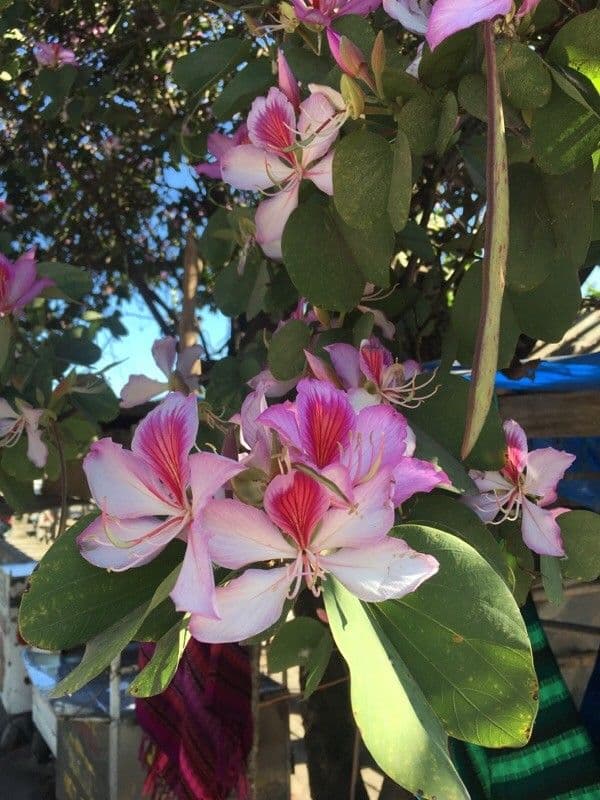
[[451, 600, 600, 800]]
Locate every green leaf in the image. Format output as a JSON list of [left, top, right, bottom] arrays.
[[49, 331, 102, 366], [135, 598, 183, 642], [332, 15, 375, 57], [547, 9, 600, 93], [396, 91, 440, 156], [458, 74, 488, 122], [214, 258, 261, 317], [336, 212, 394, 287], [268, 320, 311, 381], [0, 316, 13, 370], [436, 91, 458, 156], [333, 129, 392, 230], [387, 129, 412, 233], [409, 494, 514, 587], [37, 261, 92, 301], [396, 220, 435, 262], [200, 208, 236, 267], [19, 514, 185, 651], [559, 510, 600, 582], [50, 565, 180, 698], [173, 39, 250, 94], [281, 202, 367, 311], [267, 616, 333, 698], [377, 524, 538, 747], [508, 265, 581, 343], [531, 85, 600, 174], [540, 555, 564, 606], [323, 579, 469, 800], [507, 162, 593, 290], [453, 262, 520, 369], [496, 40, 552, 109], [406, 373, 505, 470], [213, 59, 273, 120], [129, 617, 190, 697], [71, 378, 119, 422], [418, 30, 476, 90]]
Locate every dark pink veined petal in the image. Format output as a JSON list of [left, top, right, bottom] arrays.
[[296, 379, 355, 469], [188, 451, 245, 515], [189, 567, 291, 644], [247, 87, 297, 158], [132, 393, 198, 508], [264, 470, 330, 549], [359, 338, 393, 386], [151, 336, 177, 377], [392, 456, 450, 506], [320, 536, 439, 602], [83, 439, 182, 518], [426, 0, 512, 50], [521, 498, 565, 557], [502, 419, 528, 483], [277, 49, 300, 110], [170, 519, 219, 617]]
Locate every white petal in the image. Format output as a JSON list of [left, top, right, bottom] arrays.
[[170, 524, 218, 617], [188, 567, 291, 644], [188, 451, 245, 515], [221, 144, 292, 191], [120, 375, 168, 408], [525, 448, 575, 506], [255, 182, 300, 261], [521, 499, 565, 557]]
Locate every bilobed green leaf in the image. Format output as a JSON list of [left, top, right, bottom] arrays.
[[19, 514, 186, 651], [213, 59, 273, 120], [559, 510, 600, 582], [508, 265, 581, 343], [281, 202, 367, 311], [396, 91, 440, 156], [377, 525, 537, 747], [387, 130, 412, 232], [50, 565, 180, 698], [333, 129, 392, 230], [324, 579, 469, 800], [49, 331, 102, 366], [130, 617, 190, 698], [540, 555, 564, 606], [496, 40, 552, 109], [173, 39, 250, 94], [547, 9, 600, 92], [458, 73, 488, 122], [335, 212, 393, 287], [37, 261, 92, 301], [396, 219, 435, 261], [268, 320, 311, 381]]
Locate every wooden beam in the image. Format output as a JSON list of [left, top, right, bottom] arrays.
[[498, 390, 600, 438]]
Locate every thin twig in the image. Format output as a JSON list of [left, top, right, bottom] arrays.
[[257, 674, 349, 708], [349, 725, 361, 800]]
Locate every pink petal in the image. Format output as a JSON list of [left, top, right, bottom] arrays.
[[23, 411, 47, 468], [502, 419, 528, 478], [426, 0, 512, 50], [312, 470, 395, 550], [258, 400, 302, 452], [392, 456, 450, 506], [221, 144, 292, 191], [358, 305, 396, 340], [343, 404, 411, 483], [132, 393, 198, 508], [195, 161, 222, 180], [295, 378, 355, 469], [247, 87, 297, 156], [525, 447, 576, 507], [291, 0, 332, 28], [402, 358, 421, 379], [462, 491, 504, 524], [383, 0, 431, 33], [152, 336, 177, 377], [325, 343, 362, 389], [304, 151, 334, 195], [120, 375, 168, 408], [304, 350, 340, 386], [207, 131, 236, 161], [170, 521, 219, 617], [204, 498, 295, 569], [277, 49, 300, 110], [299, 92, 340, 165], [343, 0, 383, 14], [84, 439, 181, 518], [176, 344, 202, 383], [255, 182, 300, 261], [189, 451, 245, 515], [320, 536, 439, 602], [359, 337, 393, 385], [189, 567, 291, 644], [516, 0, 541, 17], [521, 498, 565, 557], [248, 369, 299, 398], [77, 515, 185, 570], [468, 468, 513, 495], [239, 388, 268, 449], [264, 471, 329, 549]]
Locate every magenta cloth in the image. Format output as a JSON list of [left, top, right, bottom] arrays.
[[136, 639, 253, 800]]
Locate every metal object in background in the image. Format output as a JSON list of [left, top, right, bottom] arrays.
[[0, 562, 36, 715]]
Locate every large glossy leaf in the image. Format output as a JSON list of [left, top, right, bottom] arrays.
[[19, 514, 185, 651], [507, 265, 581, 343], [130, 617, 191, 698], [268, 320, 311, 381], [172, 39, 250, 94], [37, 261, 92, 301], [267, 617, 333, 698], [496, 40, 552, 109], [547, 9, 600, 92], [212, 59, 272, 120], [324, 579, 469, 800], [559, 510, 600, 582], [376, 525, 538, 747], [387, 129, 412, 232]]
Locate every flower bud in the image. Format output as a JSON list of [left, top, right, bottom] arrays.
[[371, 30, 386, 98], [340, 74, 365, 119], [327, 29, 375, 92]]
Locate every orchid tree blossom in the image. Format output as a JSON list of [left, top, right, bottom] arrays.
[[0, 398, 47, 468], [221, 83, 345, 259], [188, 469, 439, 643], [306, 337, 436, 410], [195, 124, 249, 181], [382, 0, 431, 34], [34, 42, 77, 68], [120, 337, 201, 408], [466, 420, 575, 556], [326, 30, 375, 90], [292, 0, 381, 27], [258, 378, 449, 505], [0, 249, 53, 317], [77, 393, 244, 617]]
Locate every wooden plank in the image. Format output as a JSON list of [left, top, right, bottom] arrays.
[[498, 390, 600, 437]]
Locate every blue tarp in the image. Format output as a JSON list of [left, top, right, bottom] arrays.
[[495, 353, 600, 394]]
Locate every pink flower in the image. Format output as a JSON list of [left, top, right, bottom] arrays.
[[232, 386, 272, 474], [466, 420, 575, 556], [221, 85, 344, 259], [188, 469, 439, 643], [0, 200, 13, 223], [247, 368, 299, 398], [306, 337, 434, 410], [34, 42, 78, 68], [277, 49, 301, 111], [258, 378, 448, 505], [0, 398, 47, 468], [77, 394, 244, 617], [0, 249, 53, 317], [120, 337, 201, 408], [194, 124, 249, 181], [293, 0, 381, 27], [382, 0, 431, 34]]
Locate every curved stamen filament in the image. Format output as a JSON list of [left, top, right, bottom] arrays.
[[0, 417, 25, 448]]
